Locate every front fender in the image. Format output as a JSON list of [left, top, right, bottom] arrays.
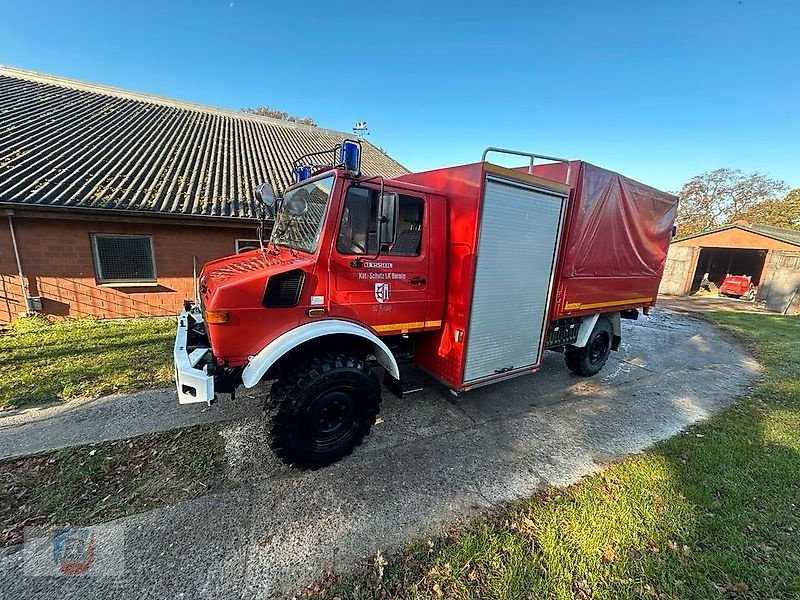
[[240, 319, 400, 388]]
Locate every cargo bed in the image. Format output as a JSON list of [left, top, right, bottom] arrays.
[[527, 161, 678, 319], [397, 159, 677, 391]]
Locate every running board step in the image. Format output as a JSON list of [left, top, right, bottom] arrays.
[[384, 372, 424, 398], [400, 380, 424, 394]]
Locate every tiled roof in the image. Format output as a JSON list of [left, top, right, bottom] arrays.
[[750, 223, 800, 246], [673, 221, 800, 247], [0, 66, 408, 220]]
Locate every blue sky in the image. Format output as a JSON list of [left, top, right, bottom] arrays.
[[2, 1, 797, 192]]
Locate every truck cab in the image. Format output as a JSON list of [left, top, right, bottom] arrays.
[[191, 168, 447, 370], [175, 142, 446, 468]]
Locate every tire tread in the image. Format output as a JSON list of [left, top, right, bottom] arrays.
[[564, 317, 613, 377], [268, 351, 380, 470]]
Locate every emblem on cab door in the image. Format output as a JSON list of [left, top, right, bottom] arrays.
[[374, 282, 390, 303]]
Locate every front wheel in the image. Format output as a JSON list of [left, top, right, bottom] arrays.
[[269, 352, 381, 469], [565, 317, 613, 377]]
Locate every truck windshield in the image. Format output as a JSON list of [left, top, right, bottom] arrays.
[[270, 174, 335, 253]]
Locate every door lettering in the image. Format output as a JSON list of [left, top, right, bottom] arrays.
[[358, 272, 407, 280]]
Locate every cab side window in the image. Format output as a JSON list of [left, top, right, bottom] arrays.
[[337, 187, 375, 255], [337, 187, 425, 256], [390, 195, 424, 256]]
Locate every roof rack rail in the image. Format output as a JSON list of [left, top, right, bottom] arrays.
[[292, 139, 362, 182], [481, 147, 572, 184]]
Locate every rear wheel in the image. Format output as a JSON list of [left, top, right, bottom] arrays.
[[269, 352, 381, 469], [565, 317, 613, 377]]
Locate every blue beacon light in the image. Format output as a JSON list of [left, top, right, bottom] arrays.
[[294, 166, 311, 182], [339, 141, 360, 173]]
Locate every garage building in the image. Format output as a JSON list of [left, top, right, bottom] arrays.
[[659, 220, 800, 313]]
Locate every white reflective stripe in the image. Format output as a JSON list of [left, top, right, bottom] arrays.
[[241, 319, 400, 388], [573, 314, 600, 348]]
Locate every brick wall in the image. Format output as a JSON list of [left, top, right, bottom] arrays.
[[0, 215, 258, 322]]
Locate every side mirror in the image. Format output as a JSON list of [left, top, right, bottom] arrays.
[[255, 182, 277, 218], [379, 192, 398, 245]]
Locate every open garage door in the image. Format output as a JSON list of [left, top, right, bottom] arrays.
[[659, 246, 696, 295], [759, 251, 800, 313], [690, 247, 768, 291]]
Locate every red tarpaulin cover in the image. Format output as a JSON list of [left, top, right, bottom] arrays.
[[532, 161, 678, 278], [527, 161, 678, 318]]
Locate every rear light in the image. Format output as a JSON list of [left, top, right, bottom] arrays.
[[204, 310, 230, 324]]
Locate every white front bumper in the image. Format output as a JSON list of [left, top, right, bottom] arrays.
[[174, 308, 215, 404]]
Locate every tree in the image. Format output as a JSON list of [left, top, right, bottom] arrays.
[[737, 188, 800, 231], [241, 106, 316, 127], [675, 168, 788, 236]]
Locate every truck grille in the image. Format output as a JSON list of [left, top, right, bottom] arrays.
[[263, 269, 305, 307]]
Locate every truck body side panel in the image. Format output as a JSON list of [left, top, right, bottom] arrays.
[[395, 163, 484, 388], [395, 163, 569, 390], [463, 176, 566, 382]]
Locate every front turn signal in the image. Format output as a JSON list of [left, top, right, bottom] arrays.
[[204, 310, 230, 324]]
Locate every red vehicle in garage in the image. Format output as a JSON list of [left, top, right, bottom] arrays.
[[174, 143, 678, 469], [719, 274, 756, 299]]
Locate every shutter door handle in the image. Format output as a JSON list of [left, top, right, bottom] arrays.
[[409, 277, 426, 285]]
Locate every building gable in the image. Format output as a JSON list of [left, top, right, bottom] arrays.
[[672, 225, 800, 251]]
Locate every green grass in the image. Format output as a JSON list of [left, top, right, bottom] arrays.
[[312, 312, 800, 600], [0, 315, 175, 409], [0, 423, 227, 546]]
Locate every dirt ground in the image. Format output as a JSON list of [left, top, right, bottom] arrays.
[[0, 306, 760, 599], [658, 293, 773, 314]]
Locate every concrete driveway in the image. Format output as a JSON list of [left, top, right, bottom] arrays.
[[1, 308, 759, 599]]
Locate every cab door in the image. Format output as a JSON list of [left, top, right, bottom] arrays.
[[328, 184, 432, 335]]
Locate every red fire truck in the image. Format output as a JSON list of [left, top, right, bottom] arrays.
[[174, 143, 678, 469]]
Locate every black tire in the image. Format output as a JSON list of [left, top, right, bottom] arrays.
[[565, 317, 613, 377], [269, 352, 381, 469]]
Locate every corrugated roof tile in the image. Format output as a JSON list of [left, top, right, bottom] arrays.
[[0, 66, 409, 219]]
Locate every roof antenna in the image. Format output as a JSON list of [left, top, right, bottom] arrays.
[[352, 121, 369, 139]]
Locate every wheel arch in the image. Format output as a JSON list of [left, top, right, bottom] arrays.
[[572, 314, 600, 348], [241, 319, 400, 388], [572, 312, 621, 350]]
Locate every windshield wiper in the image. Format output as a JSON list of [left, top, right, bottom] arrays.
[[270, 232, 300, 257]]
